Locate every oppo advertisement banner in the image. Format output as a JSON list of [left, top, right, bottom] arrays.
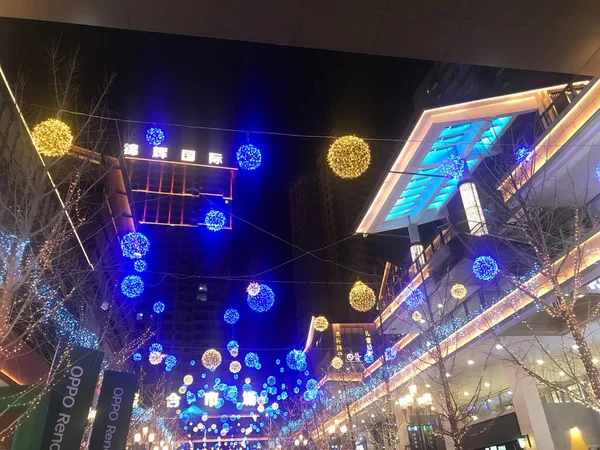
[[40, 346, 104, 450], [88, 370, 138, 450]]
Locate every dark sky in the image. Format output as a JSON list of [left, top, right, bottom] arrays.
[[0, 18, 432, 350]]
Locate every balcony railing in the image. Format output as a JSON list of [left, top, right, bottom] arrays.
[[540, 80, 590, 130]]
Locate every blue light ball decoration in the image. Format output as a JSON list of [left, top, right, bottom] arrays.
[[146, 126, 165, 146], [286, 350, 307, 371], [223, 308, 240, 325], [404, 287, 424, 310], [245, 352, 259, 368], [364, 351, 374, 364], [165, 354, 177, 370], [384, 347, 397, 361], [595, 162, 600, 183], [275, 359, 280, 365], [236, 144, 262, 171], [187, 391, 197, 405], [134, 260, 147, 272], [515, 146, 532, 164], [121, 232, 150, 260], [472, 255, 499, 281], [153, 301, 165, 314], [280, 367, 284, 373], [256, 363, 262, 370], [306, 379, 318, 391], [149, 343, 163, 354], [205, 209, 227, 232], [121, 275, 144, 298], [247, 284, 275, 312], [439, 155, 466, 180], [293, 387, 299, 394], [190, 360, 196, 366], [267, 376, 276, 386], [132, 352, 142, 362], [227, 340, 239, 352]]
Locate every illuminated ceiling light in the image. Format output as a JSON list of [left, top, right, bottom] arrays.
[[594, 358, 599, 365], [146, 127, 165, 146], [559, 371, 566, 376], [327, 136, 371, 179], [121, 232, 150, 259], [121, 275, 144, 298], [495, 344, 503, 350], [202, 349, 223, 371], [246, 282, 261, 297], [467, 360, 474, 365], [349, 281, 376, 312], [205, 209, 227, 232], [313, 316, 329, 332], [484, 382, 490, 388], [236, 144, 262, 170], [445, 373, 451, 377], [438, 303, 444, 308], [536, 359, 544, 365], [463, 391, 469, 397], [472, 255, 499, 281], [247, 284, 275, 312], [32, 118, 73, 157], [331, 356, 344, 370], [223, 308, 240, 325], [451, 283, 467, 300]]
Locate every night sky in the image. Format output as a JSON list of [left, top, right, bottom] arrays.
[[0, 18, 431, 350]]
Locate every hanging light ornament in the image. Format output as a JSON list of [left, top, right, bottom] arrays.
[[595, 162, 600, 183], [145, 127, 165, 146], [32, 118, 73, 157], [286, 350, 307, 371], [223, 308, 240, 325], [134, 260, 147, 272], [230, 361, 242, 374], [246, 282, 261, 297], [227, 340, 240, 357], [472, 255, 499, 281], [331, 356, 343, 370], [327, 136, 371, 179], [236, 144, 262, 170], [149, 343, 163, 354], [349, 281, 376, 312], [247, 284, 275, 312], [451, 283, 467, 299], [244, 352, 259, 368], [121, 275, 144, 298], [120, 232, 150, 259], [515, 146, 532, 164], [153, 301, 165, 314], [384, 347, 398, 361], [411, 311, 423, 322], [202, 349, 222, 371], [149, 352, 165, 365], [205, 209, 227, 232], [313, 316, 329, 332], [404, 287, 424, 309], [132, 352, 142, 362], [439, 155, 467, 180], [183, 375, 194, 385]]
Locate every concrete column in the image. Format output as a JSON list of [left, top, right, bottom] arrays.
[[504, 365, 555, 450], [393, 406, 410, 449], [458, 180, 488, 236], [408, 223, 425, 266]]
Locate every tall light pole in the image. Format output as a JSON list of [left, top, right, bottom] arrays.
[[396, 385, 436, 450]]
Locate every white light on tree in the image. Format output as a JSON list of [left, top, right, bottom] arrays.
[[459, 181, 488, 236]]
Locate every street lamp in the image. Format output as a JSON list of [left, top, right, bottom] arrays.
[[397, 385, 436, 450]]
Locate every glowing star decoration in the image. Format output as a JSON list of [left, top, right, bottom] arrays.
[[205, 392, 219, 407], [313, 316, 329, 332], [121, 232, 150, 259], [412, 311, 423, 322], [167, 393, 181, 408], [121, 275, 144, 298], [32, 118, 73, 157], [146, 127, 165, 146], [327, 136, 371, 179], [152, 146, 168, 159], [384, 347, 397, 361], [236, 144, 262, 171], [286, 350, 307, 371], [246, 282, 261, 297], [439, 155, 466, 180], [244, 352, 259, 368], [331, 356, 343, 370], [243, 391, 258, 406], [202, 349, 222, 371], [134, 259, 147, 272], [205, 209, 227, 232], [349, 281, 376, 312], [132, 352, 142, 362], [123, 143, 139, 156], [472, 255, 499, 281], [209, 152, 224, 165], [153, 301, 166, 314], [223, 308, 240, 325], [229, 361, 242, 374], [181, 149, 196, 162], [515, 146, 532, 163], [451, 283, 467, 300], [247, 284, 275, 312]]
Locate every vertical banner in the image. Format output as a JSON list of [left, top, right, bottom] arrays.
[[88, 370, 138, 450], [40, 346, 104, 450]]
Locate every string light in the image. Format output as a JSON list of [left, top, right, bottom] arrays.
[[121, 275, 144, 298], [405, 287, 424, 309], [327, 136, 371, 179], [515, 146, 532, 163], [246, 282, 261, 297], [146, 127, 165, 146], [472, 255, 499, 281], [134, 259, 148, 272], [230, 361, 242, 374], [202, 349, 223, 371], [451, 283, 467, 299], [205, 209, 227, 232], [153, 301, 166, 314], [439, 155, 466, 180], [286, 350, 307, 371], [349, 281, 376, 312], [247, 284, 275, 312], [331, 357, 343, 370], [121, 232, 150, 259], [313, 316, 329, 332], [236, 144, 262, 170], [245, 353, 259, 368], [223, 308, 240, 325], [32, 118, 73, 157]]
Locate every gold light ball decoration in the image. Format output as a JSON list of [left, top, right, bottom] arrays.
[[229, 361, 242, 374], [32, 118, 73, 157], [349, 281, 376, 312], [331, 356, 344, 370], [201, 348, 223, 371], [412, 311, 422, 322], [178, 386, 187, 394], [327, 136, 371, 179], [451, 283, 467, 300], [313, 316, 329, 332], [183, 375, 194, 385], [149, 352, 165, 365]]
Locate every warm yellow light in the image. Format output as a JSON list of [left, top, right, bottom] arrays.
[[571, 427, 581, 435], [411, 311, 422, 322], [149, 352, 165, 365], [349, 281, 376, 312], [257, 405, 265, 413], [451, 283, 467, 300], [230, 361, 242, 373], [327, 136, 371, 179], [134, 433, 142, 443], [148, 433, 155, 443], [178, 386, 187, 394], [313, 316, 329, 332], [202, 348, 223, 371], [183, 374, 194, 385], [331, 356, 344, 370], [340, 425, 348, 434], [32, 118, 73, 157], [143, 426, 149, 435], [328, 425, 336, 434]]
